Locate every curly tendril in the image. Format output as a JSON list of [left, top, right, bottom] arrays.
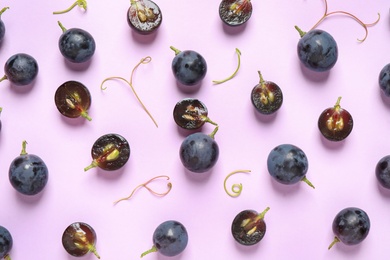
[[53, 0, 87, 15], [100, 56, 158, 128], [223, 169, 251, 197], [113, 175, 172, 205], [213, 48, 242, 85]]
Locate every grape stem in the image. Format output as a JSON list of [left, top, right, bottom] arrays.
[[223, 169, 251, 197], [328, 236, 340, 250], [57, 21, 67, 33], [100, 56, 158, 128], [140, 245, 158, 258], [4, 254, 11, 260], [302, 176, 315, 189], [20, 140, 28, 156], [113, 175, 172, 205], [53, 0, 87, 15], [170, 46, 181, 55], [209, 125, 219, 139], [0, 7, 9, 17], [84, 160, 98, 172], [212, 48, 241, 85], [334, 96, 342, 112], [88, 244, 101, 259]]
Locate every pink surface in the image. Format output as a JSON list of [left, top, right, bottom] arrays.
[[0, 0, 389, 259]]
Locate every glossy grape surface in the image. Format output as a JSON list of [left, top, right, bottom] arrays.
[[375, 155, 390, 189], [59, 28, 96, 63], [179, 132, 219, 173], [62, 222, 99, 258], [379, 63, 390, 96], [54, 80, 92, 120], [173, 98, 208, 130], [4, 53, 39, 86], [0, 7, 8, 43], [152, 220, 188, 257], [9, 144, 48, 196], [267, 144, 309, 185], [318, 98, 353, 141], [219, 0, 252, 26], [85, 133, 131, 171], [127, 0, 162, 34], [171, 48, 207, 87], [0, 226, 12, 259], [332, 207, 370, 246], [231, 209, 266, 246], [251, 73, 283, 115], [297, 29, 338, 72]]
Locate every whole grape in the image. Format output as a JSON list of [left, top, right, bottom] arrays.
[[0, 226, 12, 259], [9, 141, 49, 195], [379, 63, 390, 96], [375, 155, 390, 189], [141, 220, 188, 257], [329, 207, 370, 249], [0, 7, 9, 43], [1, 53, 39, 86], [296, 27, 338, 72], [267, 144, 314, 188], [179, 132, 219, 173]]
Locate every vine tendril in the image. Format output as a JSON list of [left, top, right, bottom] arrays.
[[223, 169, 251, 197], [53, 0, 87, 15], [213, 48, 241, 85]]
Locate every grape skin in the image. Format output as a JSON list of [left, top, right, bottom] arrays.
[[179, 132, 219, 173], [332, 207, 370, 246], [4, 53, 39, 86], [9, 154, 49, 195], [153, 220, 188, 257], [59, 28, 96, 63], [379, 63, 390, 96], [0, 226, 12, 259], [375, 155, 390, 189], [171, 50, 207, 86], [297, 29, 338, 72], [267, 144, 308, 185]]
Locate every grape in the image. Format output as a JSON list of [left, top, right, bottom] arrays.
[[231, 207, 270, 246], [84, 133, 131, 171], [375, 155, 390, 189], [251, 71, 283, 115], [379, 63, 390, 96], [179, 129, 219, 173], [54, 80, 92, 121], [9, 141, 49, 196], [328, 207, 370, 249], [295, 27, 338, 72], [0, 107, 3, 131], [0, 53, 39, 86], [62, 222, 100, 259], [318, 97, 353, 142], [267, 144, 314, 188], [219, 0, 252, 26], [58, 21, 96, 63], [141, 220, 188, 258], [170, 46, 207, 88], [0, 7, 9, 43], [127, 0, 162, 34], [0, 226, 12, 260]]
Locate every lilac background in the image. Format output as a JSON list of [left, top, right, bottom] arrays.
[[0, 0, 389, 259]]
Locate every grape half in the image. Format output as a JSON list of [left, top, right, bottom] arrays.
[[328, 207, 370, 249], [296, 27, 338, 72], [141, 220, 188, 258], [127, 0, 162, 34], [0, 226, 12, 260], [54, 80, 92, 121], [9, 141, 49, 195], [379, 63, 390, 96], [62, 222, 100, 259], [1, 53, 39, 86], [219, 0, 252, 26]]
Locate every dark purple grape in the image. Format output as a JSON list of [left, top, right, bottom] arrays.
[[375, 155, 390, 189], [9, 141, 49, 196], [58, 21, 96, 63], [267, 144, 314, 188], [379, 63, 390, 96], [328, 207, 370, 249], [173, 98, 217, 130], [295, 27, 338, 72], [127, 0, 162, 34], [251, 71, 283, 115], [62, 222, 100, 259], [0, 107, 2, 131], [54, 80, 92, 121], [219, 0, 252, 26], [170, 46, 207, 88], [179, 128, 219, 173], [84, 133, 130, 171], [141, 220, 188, 258], [0, 226, 12, 260], [0, 7, 9, 43], [0, 53, 39, 86], [318, 97, 353, 142], [231, 207, 270, 246]]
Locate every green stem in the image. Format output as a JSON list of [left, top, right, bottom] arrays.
[[57, 21, 67, 33], [20, 140, 28, 156], [4, 254, 11, 260], [258, 71, 265, 85], [255, 207, 270, 221], [209, 125, 219, 139], [170, 46, 181, 55], [328, 236, 340, 250], [53, 0, 87, 15], [88, 244, 101, 259], [294, 25, 306, 38], [0, 75, 8, 82], [302, 176, 315, 189], [84, 160, 98, 171], [202, 116, 218, 126], [0, 7, 9, 17], [334, 96, 342, 111], [81, 111, 92, 121], [212, 48, 241, 84], [140, 245, 158, 258]]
